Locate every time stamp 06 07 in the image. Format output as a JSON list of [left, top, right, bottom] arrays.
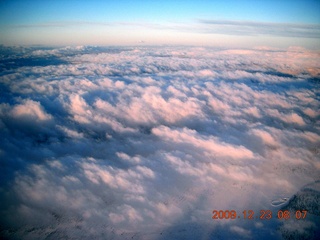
[[212, 210, 308, 220]]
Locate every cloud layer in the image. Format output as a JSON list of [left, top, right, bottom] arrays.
[[0, 45, 319, 239], [198, 20, 320, 38], [11, 19, 320, 39]]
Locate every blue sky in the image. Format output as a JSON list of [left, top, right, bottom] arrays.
[[0, 0, 320, 48]]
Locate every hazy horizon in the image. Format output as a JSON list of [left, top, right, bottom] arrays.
[[1, 0, 320, 48]]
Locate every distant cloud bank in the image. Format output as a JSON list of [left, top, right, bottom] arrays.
[[198, 19, 320, 38], [12, 19, 320, 38]]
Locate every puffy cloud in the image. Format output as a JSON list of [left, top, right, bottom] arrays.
[[10, 99, 52, 121], [152, 125, 254, 160], [0, 45, 319, 239], [250, 128, 278, 147], [230, 226, 251, 238]]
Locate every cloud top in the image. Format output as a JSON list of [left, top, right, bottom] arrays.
[[0, 45, 319, 239]]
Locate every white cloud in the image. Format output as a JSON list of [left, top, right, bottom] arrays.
[[199, 19, 320, 38], [0, 45, 319, 240], [10, 99, 52, 121], [230, 225, 251, 238], [152, 126, 254, 160], [250, 128, 278, 147], [57, 125, 84, 138]]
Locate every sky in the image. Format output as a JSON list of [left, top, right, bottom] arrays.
[[0, 0, 320, 48]]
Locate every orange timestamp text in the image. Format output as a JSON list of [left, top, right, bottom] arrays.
[[212, 210, 307, 220]]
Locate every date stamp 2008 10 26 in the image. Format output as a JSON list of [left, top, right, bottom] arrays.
[[212, 210, 307, 220]]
